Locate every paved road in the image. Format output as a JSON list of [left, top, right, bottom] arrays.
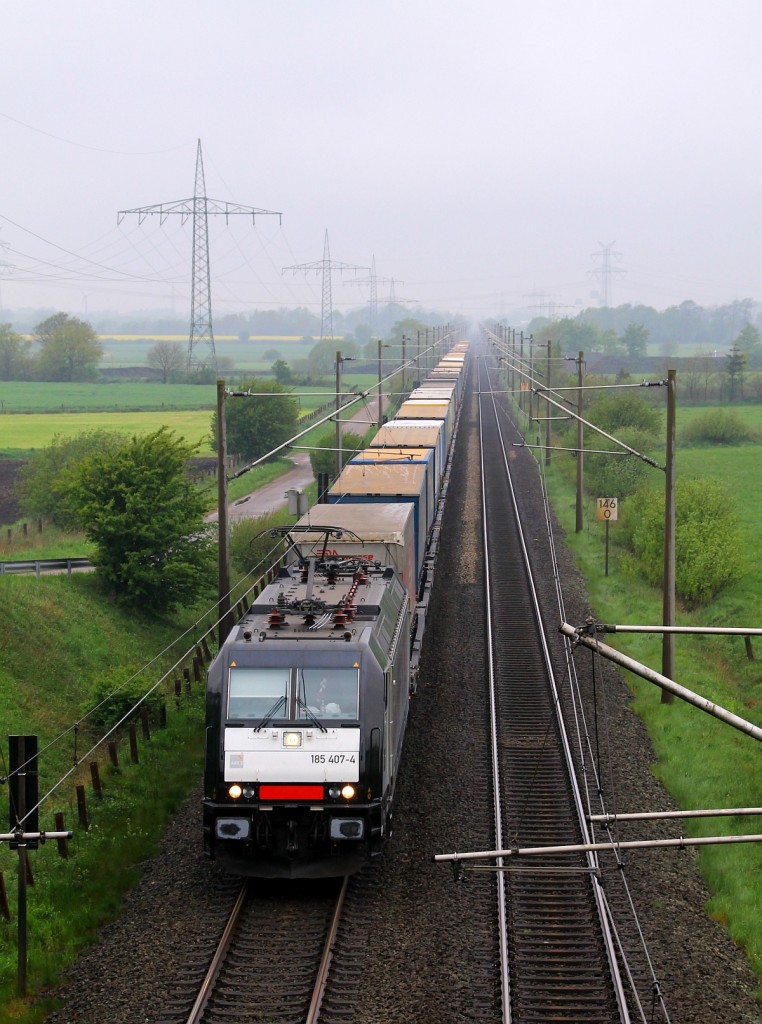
[[206, 394, 386, 524]]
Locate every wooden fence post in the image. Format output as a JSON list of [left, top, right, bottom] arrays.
[[54, 812, 69, 859], [140, 707, 150, 741], [90, 761, 103, 799], [76, 785, 89, 830], [129, 723, 139, 764], [108, 741, 119, 770]]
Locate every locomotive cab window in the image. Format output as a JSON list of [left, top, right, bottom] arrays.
[[298, 668, 359, 720], [227, 667, 290, 720]]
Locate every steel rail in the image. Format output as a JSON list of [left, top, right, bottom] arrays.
[[482, 359, 632, 1023], [476, 357, 512, 1023], [306, 875, 349, 1024], [185, 881, 249, 1024]]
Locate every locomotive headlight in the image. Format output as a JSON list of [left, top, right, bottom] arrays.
[[282, 731, 303, 748], [228, 784, 243, 799], [341, 784, 356, 800]]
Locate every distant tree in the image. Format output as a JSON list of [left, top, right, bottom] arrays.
[[621, 323, 649, 359], [263, 348, 281, 361], [69, 427, 215, 613], [308, 338, 359, 378], [734, 323, 761, 357], [17, 430, 124, 529], [34, 313, 102, 381], [351, 323, 372, 347], [211, 376, 299, 462], [725, 345, 746, 401], [535, 317, 609, 355], [271, 359, 293, 385], [600, 329, 623, 355], [147, 340, 186, 383], [0, 323, 33, 380]]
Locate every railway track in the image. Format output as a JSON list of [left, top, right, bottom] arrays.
[[177, 876, 349, 1024], [476, 356, 631, 1022]]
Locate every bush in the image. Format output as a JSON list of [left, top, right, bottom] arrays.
[[584, 427, 660, 501], [586, 391, 663, 439], [681, 409, 757, 445], [86, 671, 166, 731], [229, 510, 291, 577], [17, 430, 123, 529], [626, 478, 745, 607], [308, 430, 367, 479]]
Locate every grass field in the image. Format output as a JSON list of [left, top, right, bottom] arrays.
[[0, 381, 373, 457], [0, 410, 216, 455], [99, 336, 316, 370], [0, 381, 217, 412], [677, 402, 762, 435]]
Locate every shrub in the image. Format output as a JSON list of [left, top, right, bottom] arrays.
[[626, 478, 745, 607], [586, 391, 663, 439], [17, 430, 123, 529], [584, 427, 660, 500], [681, 409, 757, 445], [229, 510, 291, 577], [86, 671, 166, 731], [308, 430, 367, 479]]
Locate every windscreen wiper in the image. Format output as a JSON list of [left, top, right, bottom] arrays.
[[296, 694, 328, 733], [254, 695, 286, 732]]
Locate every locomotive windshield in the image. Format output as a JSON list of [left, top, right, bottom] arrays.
[[298, 668, 359, 720], [226, 666, 360, 722], [228, 667, 290, 720]]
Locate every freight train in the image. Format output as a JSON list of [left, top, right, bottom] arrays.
[[203, 342, 469, 877]]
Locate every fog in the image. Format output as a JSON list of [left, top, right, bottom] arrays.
[[2, 1, 761, 323]]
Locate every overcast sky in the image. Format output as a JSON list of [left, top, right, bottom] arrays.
[[1, 1, 761, 325]]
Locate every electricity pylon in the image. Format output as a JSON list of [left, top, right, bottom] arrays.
[[589, 241, 625, 308], [118, 139, 282, 373], [283, 230, 368, 341], [350, 261, 411, 335]]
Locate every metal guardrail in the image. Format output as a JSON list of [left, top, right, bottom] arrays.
[[0, 557, 93, 577]]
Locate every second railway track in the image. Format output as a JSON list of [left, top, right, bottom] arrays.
[[477, 355, 629, 1022]]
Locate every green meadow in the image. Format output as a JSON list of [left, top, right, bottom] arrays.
[[0, 382, 362, 457], [0, 410, 216, 456], [0, 381, 216, 412], [98, 336, 315, 370]]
